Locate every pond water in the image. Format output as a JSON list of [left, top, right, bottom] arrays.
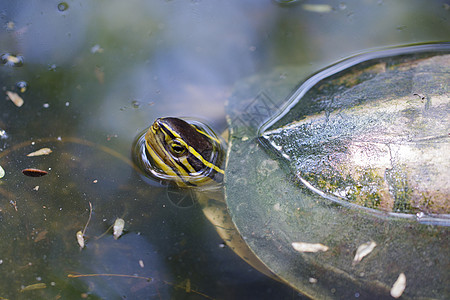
[[0, 1, 449, 299]]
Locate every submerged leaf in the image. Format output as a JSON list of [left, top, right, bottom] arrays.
[[20, 283, 46, 292]]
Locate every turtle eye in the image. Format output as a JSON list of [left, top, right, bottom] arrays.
[[170, 141, 186, 156]]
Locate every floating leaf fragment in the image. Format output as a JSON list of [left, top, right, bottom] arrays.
[[77, 202, 93, 249], [1, 53, 24, 67], [22, 168, 48, 177], [20, 283, 46, 292], [27, 148, 52, 157], [292, 242, 329, 253], [76, 230, 85, 249], [4, 54, 19, 64], [302, 4, 332, 13], [6, 21, 15, 30], [353, 241, 377, 265], [113, 218, 125, 240], [6, 91, 24, 107], [0, 165, 4, 178], [390, 273, 406, 298], [91, 44, 104, 54]]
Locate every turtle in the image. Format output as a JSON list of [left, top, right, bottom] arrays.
[[134, 43, 450, 299]]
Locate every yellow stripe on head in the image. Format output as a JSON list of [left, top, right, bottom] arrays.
[[159, 121, 224, 175], [143, 117, 225, 186], [145, 129, 191, 185], [187, 145, 224, 174]]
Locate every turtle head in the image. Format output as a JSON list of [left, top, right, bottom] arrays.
[[143, 117, 225, 186]]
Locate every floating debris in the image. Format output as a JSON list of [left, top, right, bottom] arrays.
[[309, 277, 318, 284], [17, 81, 28, 93], [0, 129, 7, 139], [139, 259, 144, 268], [76, 230, 85, 249], [27, 148, 52, 157], [6, 91, 24, 107], [0, 165, 4, 178], [291, 242, 329, 253], [33, 185, 39, 191], [20, 283, 46, 292], [113, 218, 125, 240], [10, 200, 18, 211], [274, 0, 300, 5], [302, 4, 332, 13], [6, 21, 15, 30], [91, 44, 104, 54], [390, 273, 406, 298], [67, 273, 152, 281], [22, 168, 48, 177], [1, 53, 24, 67], [77, 202, 93, 249], [353, 241, 377, 265]]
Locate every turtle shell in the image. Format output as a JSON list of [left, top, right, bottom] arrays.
[[224, 44, 450, 299]]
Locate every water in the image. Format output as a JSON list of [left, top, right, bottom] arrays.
[[0, 1, 449, 299]]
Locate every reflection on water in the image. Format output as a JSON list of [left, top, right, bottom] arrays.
[[0, 0, 449, 299]]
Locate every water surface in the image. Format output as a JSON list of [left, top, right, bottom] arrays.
[[0, 1, 449, 299]]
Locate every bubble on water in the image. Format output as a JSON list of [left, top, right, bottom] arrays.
[[1, 53, 24, 67], [57, 2, 69, 12], [17, 81, 28, 93]]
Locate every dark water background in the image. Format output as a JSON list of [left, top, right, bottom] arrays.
[[0, 1, 449, 299]]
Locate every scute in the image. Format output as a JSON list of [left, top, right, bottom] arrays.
[[262, 54, 450, 214]]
